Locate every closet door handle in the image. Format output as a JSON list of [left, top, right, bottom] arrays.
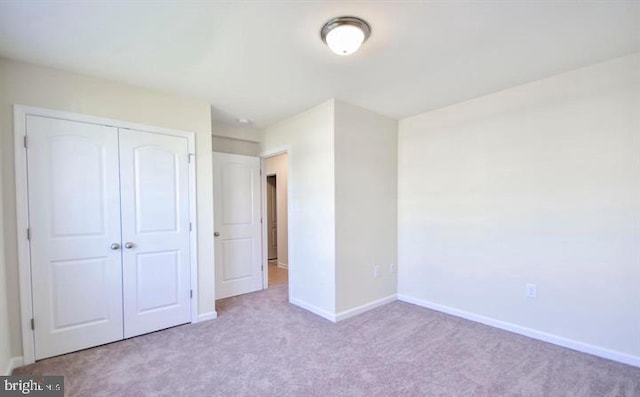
[[110, 243, 121, 250], [124, 242, 135, 249]]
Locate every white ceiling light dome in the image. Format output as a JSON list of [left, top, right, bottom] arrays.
[[321, 16, 371, 56]]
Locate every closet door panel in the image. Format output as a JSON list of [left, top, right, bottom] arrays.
[[26, 116, 124, 360], [119, 129, 191, 337]]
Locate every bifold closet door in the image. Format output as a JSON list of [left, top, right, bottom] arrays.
[[27, 116, 124, 360], [119, 129, 191, 338]]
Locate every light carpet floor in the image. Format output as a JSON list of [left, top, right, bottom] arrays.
[[13, 284, 640, 396]]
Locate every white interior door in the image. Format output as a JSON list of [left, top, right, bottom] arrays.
[[26, 116, 124, 360], [119, 129, 191, 338], [213, 152, 262, 299]]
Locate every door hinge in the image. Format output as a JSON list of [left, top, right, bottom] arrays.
[[188, 153, 195, 163], [189, 222, 192, 232], [30, 318, 34, 330], [23, 136, 27, 149], [26, 228, 31, 241], [190, 289, 193, 299]]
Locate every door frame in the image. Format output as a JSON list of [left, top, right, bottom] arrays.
[[260, 147, 291, 292], [14, 105, 199, 365]]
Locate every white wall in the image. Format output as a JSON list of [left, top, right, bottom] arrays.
[[211, 109, 261, 142], [261, 100, 336, 317], [212, 135, 260, 157], [213, 124, 260, 142], [261, 99, 399, 319], [0, 58, 217, 359], [398, 53, 640, 362], [264, 153, 289, 268], [334, 101, 398, 313]]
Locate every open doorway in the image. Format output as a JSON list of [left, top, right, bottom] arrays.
[[263, 153, 289, 288], [267, 175, 277, 260]]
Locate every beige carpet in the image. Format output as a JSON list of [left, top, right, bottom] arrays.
[[13, 284, 640, 396]]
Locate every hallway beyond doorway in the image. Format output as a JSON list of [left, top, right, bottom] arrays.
[[268, 260, 288, 286]]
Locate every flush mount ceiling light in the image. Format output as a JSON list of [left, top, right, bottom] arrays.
[[321, 16, 371, 56]]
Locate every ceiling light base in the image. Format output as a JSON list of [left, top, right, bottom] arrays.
[[321, 16, 371, 56]]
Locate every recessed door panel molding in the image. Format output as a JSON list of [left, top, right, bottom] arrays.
[[222, 238, 254, 281], [17, 107, 197, 363], [120, 129, 191, 338], [48, 135, 106, 237], [135, 250, 180, 313], [134, 146, 179, 234], [25, 115, 124, 360], [213, 152, 262, 299], [51, 257, 110, 330], [222, 162, 255, 225]]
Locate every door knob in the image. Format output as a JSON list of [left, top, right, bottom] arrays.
[[110, 243, 121, 250], [124, 242, 135, 249], [214, 232, 220, 237]]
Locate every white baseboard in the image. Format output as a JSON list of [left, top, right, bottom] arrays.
[[289, 297, 336, 322], [397, 294, 640, 368], [196, 311, 218, 323], [277, 261, 288, 269], [335, 294, 397, 322], [4, 356, 24, 375], [289, 295, 398, 323]]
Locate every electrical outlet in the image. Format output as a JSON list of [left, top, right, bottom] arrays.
[[526, 283, 537, 298], [374, 264, 381, 278], [390, 263, 396, 274]]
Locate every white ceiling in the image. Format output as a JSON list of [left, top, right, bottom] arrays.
[[0, 1, 638, 128]]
